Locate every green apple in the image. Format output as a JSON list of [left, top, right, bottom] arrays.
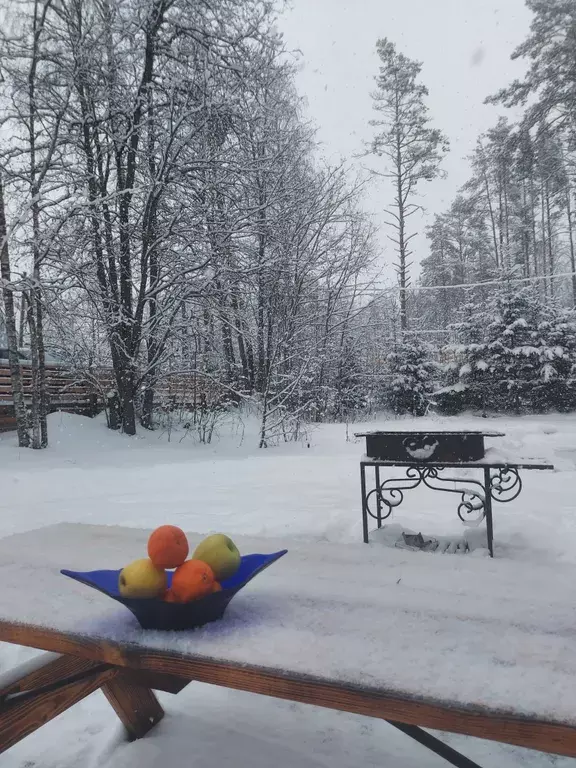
[[118, 558, 167, 599], [193, 534, 241, 581]]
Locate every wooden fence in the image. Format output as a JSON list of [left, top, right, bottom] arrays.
[[0, 366, 224, 433]]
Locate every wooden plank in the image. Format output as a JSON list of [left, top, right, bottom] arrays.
[[0, 652, 103, 696], [0, 621, 574, 758], [101, 673, 164, 740], [0, 654, 115, 754], [0, 366, 218, 411], [0, 382, 90, 391], [0, 416, 16, 432], [120, 669, 191, 695], [0, 390, 91, 398]]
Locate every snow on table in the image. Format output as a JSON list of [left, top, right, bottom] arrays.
[[0, 522, 575, 727]]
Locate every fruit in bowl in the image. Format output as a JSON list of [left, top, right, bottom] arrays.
[[165, 560, 215, 603], [147, 525, 189, 569], [193, 533, 241, 581], [115, 528, 243, 605], [62, 529, 288, 631], [118, 559, 167, 599]]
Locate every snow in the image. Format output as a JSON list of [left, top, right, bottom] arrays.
[[403, 440, 438, 459], [433, 382, 467, 395], [459, 363, 472, 376], [2, 411, 576, 767]]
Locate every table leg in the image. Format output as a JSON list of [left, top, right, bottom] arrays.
[[360, 463, 369, 543], [483, 467, 494, 558], [102, 672, 164, 740], [0, 653, 115, 754], [388, 721, 484, 768], [375, 465, 383, 528]]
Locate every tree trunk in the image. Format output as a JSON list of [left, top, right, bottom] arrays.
[[540, 180, 548, 297], [545, 181, 554, 297], [28, 277, 48, 448], [218, 296, 236, 381], [259, 389, 269, 448], [230, 292, 252, 390], [498, 184, 505, 270], [396, 133, 408, 331], [256, 156, 267, 392], [140, 337, 157, 431], [140, 100, 159, 432], [27, 0, 48, 449], [244, 337, 256, 391], [117, 355, 137, 435], [18, 274, 27, 346], [481, 157, 500, 268], [141, 387, 154, 430], [26, 297, 41, 448], [530, 172, 539, 280], [0, 173, 30, 447], [521, 181, 530, 277], [566, 188, 576, 307], [502, 166, 511, 271], [141, 236, 159, 430]]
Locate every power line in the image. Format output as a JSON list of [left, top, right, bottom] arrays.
[[354, 270, 576, 295]]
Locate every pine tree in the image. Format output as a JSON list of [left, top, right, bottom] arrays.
[[487, 0, 576, 305], [485, 287, 543, 412], [488, 0, 576, 130], [442, 298, 491, 414], [331, 339, 367, 421], [533, 304, 576, 411], [420, 195, 493, 330], [368, 39, 448, 331], [386, 339, 437, 416], [443, 285, 576, 414]]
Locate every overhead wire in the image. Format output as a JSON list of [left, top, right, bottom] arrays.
[[328, 270, 576, 297]]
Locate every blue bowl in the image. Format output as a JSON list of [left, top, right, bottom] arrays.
[[61, 550, 287, 631]]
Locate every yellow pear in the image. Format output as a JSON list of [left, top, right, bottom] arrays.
[[193, 534, 241, 581], [118, 559, 167, 599]]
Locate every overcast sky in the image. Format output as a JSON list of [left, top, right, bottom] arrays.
[[279, 0, 533, 283]]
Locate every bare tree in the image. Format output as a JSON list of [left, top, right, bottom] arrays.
[[0, 0, 74, 447]]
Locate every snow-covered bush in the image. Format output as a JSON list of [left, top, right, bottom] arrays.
[[432, 382, 472, 415]]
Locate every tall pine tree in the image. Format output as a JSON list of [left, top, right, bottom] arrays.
[[369, 39, 448, 331]]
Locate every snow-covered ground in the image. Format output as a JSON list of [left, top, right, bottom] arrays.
[[1, 410, 576, 767]]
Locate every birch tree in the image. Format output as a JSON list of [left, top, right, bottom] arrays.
[[0, 171, 30, 446]]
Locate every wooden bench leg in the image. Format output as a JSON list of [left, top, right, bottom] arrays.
[[0, 653, 115, 754], [101, 672, 164, 740]]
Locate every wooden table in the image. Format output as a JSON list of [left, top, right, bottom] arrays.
[[0, 523, 576, 768]]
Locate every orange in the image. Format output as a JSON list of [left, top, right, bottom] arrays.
[[148, 525, 189, 569], [212, 582, 222, 593], [168, 560, 215, 603]]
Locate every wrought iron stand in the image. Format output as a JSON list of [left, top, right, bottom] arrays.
[[360, 459, 553, 557]]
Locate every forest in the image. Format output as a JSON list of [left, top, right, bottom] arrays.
[[0, 0, 575, 449]]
